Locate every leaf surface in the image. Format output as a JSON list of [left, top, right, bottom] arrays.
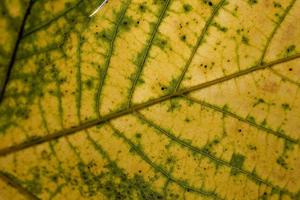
[[0, 0, 300, 199]]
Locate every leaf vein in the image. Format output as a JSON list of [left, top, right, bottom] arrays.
[[0, 54, 299, 157]]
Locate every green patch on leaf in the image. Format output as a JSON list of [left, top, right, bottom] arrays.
[[276, 156, 288, 169], [212, 22, 228, 32], [154, 36, 168, 49], [230, 153, 245, 174], [281, 103, 291, 111], [183, 4, 192, 12], [242, 35, 249, 45], [138, 3, 147, 13], [121, 16, 134, 32], [246, 115, 256, 123], [248, 0, 258, 5]]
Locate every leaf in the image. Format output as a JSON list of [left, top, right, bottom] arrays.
[[0, 0, 300, 199], [0, 0, 32, 101]]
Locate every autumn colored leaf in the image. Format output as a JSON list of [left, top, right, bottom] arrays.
[[0, 0, 300, 199]]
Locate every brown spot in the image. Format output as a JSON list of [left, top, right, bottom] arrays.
[[261, 81, 279, 93]]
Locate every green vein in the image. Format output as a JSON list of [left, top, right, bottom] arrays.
[[108, 123, 223, 200], [134, 111, 294, 196], [48, 183, 66, 200], [0, 171, 40, 200], [184, 96, 299, 144], [48, 142, 68, 199], [265, 0, 298, 85], [86, 131, 113, 162], [51, 64, 64, 129], [87, 131, 166, 199], [127, 0, 171, 107], [38, 97, 50, 134], [163, 178, 170, 199], [173, 0, 227, 92], [39, 101, 69, 199], [76, 34, 83, 121], [0, 53, 299, 157], [65, 137, 87, 195], [16, 42, 64, 61], [95, 0, 131, 118], [22, 0, 84, 38], [259, 0, 297, 63], [16, 29, 69, 61], [65, 137, 81, 159], [269, 68, 300, 87]]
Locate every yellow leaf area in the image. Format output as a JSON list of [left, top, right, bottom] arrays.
[[0, 0, 300, 199]]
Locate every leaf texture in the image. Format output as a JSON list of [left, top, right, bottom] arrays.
[[0, 0, 300, 199]]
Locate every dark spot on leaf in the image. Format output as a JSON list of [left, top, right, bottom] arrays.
[[281, 103, 291, 111], [276, 156, 288, 169], [183, 4, 192, 12], [286, 45, 296, 54], [248, 0, 258, 5], [181, 35, 187, 41], [242, 35, 249, 45], [139, 4, 146, 12]]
